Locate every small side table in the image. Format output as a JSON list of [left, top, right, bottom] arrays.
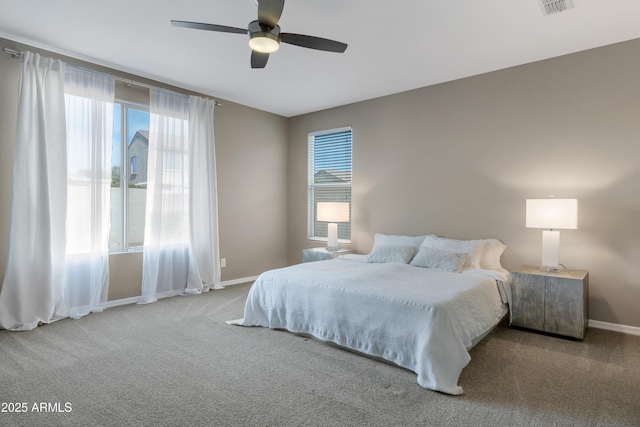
[[303, 247, 354, 263], [510, 265, 589, 339]]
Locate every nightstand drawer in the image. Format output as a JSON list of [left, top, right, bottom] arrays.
[[510, 272, 545, 331]]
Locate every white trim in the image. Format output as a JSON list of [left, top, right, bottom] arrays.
[[589, 319, 640, 337], [104, 275, 259, 308], [221, 275, 259, 287], [105, 296, 141, 308]]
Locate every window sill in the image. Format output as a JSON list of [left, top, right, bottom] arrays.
[[308, 237, 351, 244], [109, 248, 143, 256]]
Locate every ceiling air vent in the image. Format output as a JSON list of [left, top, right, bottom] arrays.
[[538, 0, 572, 16]]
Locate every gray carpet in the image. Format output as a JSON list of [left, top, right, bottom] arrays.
[[1, 282, 639, 427]]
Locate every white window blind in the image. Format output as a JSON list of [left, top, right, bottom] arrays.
[[308, 127, 352, 242]]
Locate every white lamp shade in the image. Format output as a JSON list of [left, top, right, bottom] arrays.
[[526, 199, 578, 230], [317, 202, 350, 223]]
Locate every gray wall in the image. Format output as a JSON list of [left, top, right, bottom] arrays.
[[215, 99, 289, 283], [0, 38, 289, 301], [288, 39, 640, 329]]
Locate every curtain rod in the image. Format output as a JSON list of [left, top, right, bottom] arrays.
[[3, 47, 222, 107]]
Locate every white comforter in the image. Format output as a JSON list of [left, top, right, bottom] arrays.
[[234, 258, 508, 395]]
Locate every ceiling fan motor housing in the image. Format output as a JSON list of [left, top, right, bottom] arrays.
[[248, 20, 281, 53]]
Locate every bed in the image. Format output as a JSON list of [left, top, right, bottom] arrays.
[[228, 234, 510, 395]]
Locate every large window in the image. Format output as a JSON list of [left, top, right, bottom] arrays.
[[308, 127, 352, 242], [109, 102, 150, 252]]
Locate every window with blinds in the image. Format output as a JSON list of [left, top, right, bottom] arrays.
[[308, 127, 352, 242]]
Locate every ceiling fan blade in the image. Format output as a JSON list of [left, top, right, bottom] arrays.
[[171, 20, 247, 35], [280, 33, 347, 53], [257, 0, 285, 28], [251, 51, 270, 69]]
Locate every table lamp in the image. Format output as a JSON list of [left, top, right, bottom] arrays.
[[526, 198, 578, 271], [317, 202, 350, 251]]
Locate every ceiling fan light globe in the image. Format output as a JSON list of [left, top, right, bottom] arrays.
[[249, 34, 280, 53]]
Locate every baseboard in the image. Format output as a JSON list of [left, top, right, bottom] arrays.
[[105, 296, 141, 308], [589, 319, 640, 337], [221, 275, 259, 287], [105, 275, 259, 309]]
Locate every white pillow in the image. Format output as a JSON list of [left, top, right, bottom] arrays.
[[477, 239, 507, 270], [420, 235, 485, 270], [372, 233, 427, 249], [367, 245, 418, 264], [410, 247, 467, 272]]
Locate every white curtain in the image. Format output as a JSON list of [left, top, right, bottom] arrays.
[[0, 53, 67, 330], [0, 53, 114, 330], [63, 66, 114, 318], [186, 95, 221, 293], [141, 89, 220, 304]]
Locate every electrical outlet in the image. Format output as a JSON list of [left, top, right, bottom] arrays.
[[220, 258, 226, 268]]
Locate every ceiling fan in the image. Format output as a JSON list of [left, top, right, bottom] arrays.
[[171, 0, 348, 69]]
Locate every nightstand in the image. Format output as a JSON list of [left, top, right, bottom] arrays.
[[303, 247, 354, 262], [510, 265, 589, 339]]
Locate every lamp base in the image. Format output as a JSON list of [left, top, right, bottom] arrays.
[[541, 230, 560, 269], [326, 222, 339, 252]]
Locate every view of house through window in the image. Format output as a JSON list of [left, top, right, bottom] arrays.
[[109, 102, 150, 252], [308, 127, 353, 242]]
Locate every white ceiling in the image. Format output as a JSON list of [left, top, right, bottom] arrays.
[[1, 0, 640, 117]]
